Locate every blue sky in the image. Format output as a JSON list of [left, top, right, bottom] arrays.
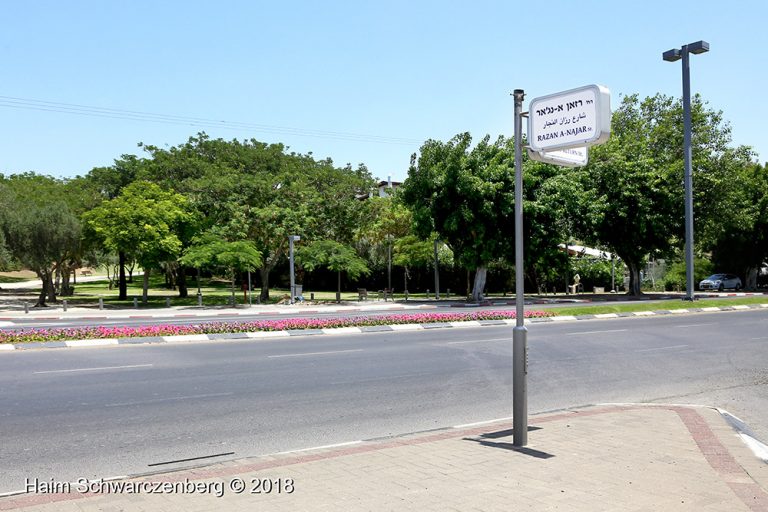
[[2, 1, 766, 183]]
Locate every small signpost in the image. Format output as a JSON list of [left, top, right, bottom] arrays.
[[512, 84, 611, 447]]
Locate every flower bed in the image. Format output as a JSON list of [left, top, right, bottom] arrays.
[[0, 310, 555, 344]]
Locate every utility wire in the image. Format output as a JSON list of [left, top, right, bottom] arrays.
[[0, 95, 422, 146]]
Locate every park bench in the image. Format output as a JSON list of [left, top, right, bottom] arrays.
[[358, 288, 368, 301], [80, 270, 92, 277]]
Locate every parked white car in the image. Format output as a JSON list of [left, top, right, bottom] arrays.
[[698, 273, 742, 292]]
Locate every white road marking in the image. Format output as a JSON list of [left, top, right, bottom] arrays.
[[566, 329, 628, 336], [673, 323, 715, 328], [453, 416, 514, 429], [275, 440, 362, 455], [0, 321, 15, 327], [106, 392, 234, 407], [635, 344, 689, 353], [751, 337, 768, 340], [268, 349, 363, 359], [445, 338, 509, 345], [331, 372, 431, 385], [34, 363, 153, 375]]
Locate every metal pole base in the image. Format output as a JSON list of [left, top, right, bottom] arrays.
[[513, 325, 528, 447]]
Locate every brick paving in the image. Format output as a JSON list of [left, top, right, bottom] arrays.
[[2, 404, 766, 511]]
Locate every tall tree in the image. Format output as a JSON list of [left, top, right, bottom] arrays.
[[402, 133, 515, 301], [83, 181, 192, 301], [0, 174, 81, 306], [705, 162, 768, 288], [547, 94, 747, 295], [84, 155, 147, 298], [179, 233, 262, 305]]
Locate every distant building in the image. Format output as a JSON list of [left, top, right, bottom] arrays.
[[358, 175, 402, 200], [376, 175, 402, 198]]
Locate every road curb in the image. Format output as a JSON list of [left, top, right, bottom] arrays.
[[2, 303, 767, 352]]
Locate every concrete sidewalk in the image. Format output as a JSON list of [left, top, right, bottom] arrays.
[[2, 405, 766, 511]]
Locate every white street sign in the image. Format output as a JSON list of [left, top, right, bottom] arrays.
[[527, 146, 588, 167], [528, 84, 610, 152]]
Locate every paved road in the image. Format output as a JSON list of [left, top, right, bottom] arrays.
[[1, 309, 766, 494]]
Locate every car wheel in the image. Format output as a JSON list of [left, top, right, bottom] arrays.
[[718, 284, 724, 292], [735, 284, 741, 291]]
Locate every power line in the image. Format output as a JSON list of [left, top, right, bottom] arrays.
[[0, 95, 423, 146]]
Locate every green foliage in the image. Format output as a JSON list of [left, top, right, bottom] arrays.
[[570, 257, 614, 290], [402, 133, 514, 270], [180, 233, 262, 274], [663, 257, 714, 291], [298, 240, 370, 280], [0, 173, 82, 304], [83, 181, 192, 269], [543, 94, 744, 295], [704, 163, 768, 287], [392, 235, 453, 269], [138, 133, 375, 300]]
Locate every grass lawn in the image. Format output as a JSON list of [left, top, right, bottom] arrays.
[[0, 275, 31, 284], [65, 276, 382, 307], [553, 296, 768, 316]]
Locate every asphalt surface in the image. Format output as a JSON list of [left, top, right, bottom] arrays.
[[1, 309, 767, 494]]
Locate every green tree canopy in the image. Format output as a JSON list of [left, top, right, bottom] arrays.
[[139, 133, 374, 301], [83, 181, 192, 301], [402, 133, 515, 300], [298, 240, 370, 301], [543, 93, 749, 295], [0, 173, 81, 306], [179, 232, 262, 304]]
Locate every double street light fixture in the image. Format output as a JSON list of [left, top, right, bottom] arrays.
[[662, 40, 709, 301]]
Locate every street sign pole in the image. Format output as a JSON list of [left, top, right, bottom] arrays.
[[514, 83, 610, 448], [512, 89, 528, 447]]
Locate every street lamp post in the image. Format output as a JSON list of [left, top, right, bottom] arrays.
[[433, 238, 440, 300], [663, 40, 709, 301], [512, 89, 527, 447], [387, 235, 393, 293], [288, 235, 300, 304]]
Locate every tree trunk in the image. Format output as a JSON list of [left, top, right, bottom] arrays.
[[60, 264, 73, 296], [47, 270, 57, 302], [118, 251, 128, 300], [626, 260, 642, 296], [35, 270, 48, 307], [142, 267, 150, 303], [54, 266, 61, 295], [336, 270, 341, 303], [745, 266, 758, 291], [231, 271, 236, 307], [177, 266, 188, 298], [259, 266, 271, 302], [471, 266, 487, 302], [466, 269, 471, 298]]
